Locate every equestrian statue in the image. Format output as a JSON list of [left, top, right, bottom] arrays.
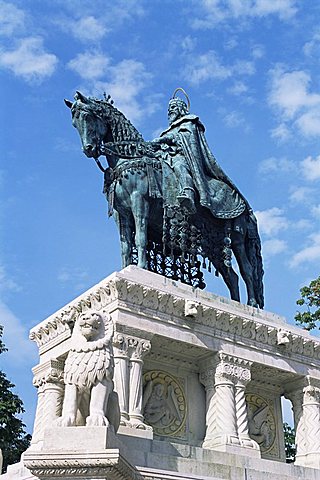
[[65, 88, 264, 308]]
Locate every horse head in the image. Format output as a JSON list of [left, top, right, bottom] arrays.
[[65, 91, 112, 159]]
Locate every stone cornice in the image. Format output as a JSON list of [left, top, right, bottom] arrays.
[[29, 268, 320, 366]]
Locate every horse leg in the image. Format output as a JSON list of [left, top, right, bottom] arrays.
[[132, 192, 149, 269], [231, 233, 258, 307], [214, 261, 240, 302], [113, 210, 133, 268]]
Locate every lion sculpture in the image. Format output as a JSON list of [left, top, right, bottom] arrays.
[[56, 310, 120, 430]]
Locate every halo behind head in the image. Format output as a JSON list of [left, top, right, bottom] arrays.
[[172, 87, 190, 111]]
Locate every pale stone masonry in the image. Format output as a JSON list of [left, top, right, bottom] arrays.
[[2, 266, 320, 479]]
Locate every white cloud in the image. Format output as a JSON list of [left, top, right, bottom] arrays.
[[296, 110, 320, 137], [68, 16, 107, 42], [227, 81, 248, 96], [289, 186, 314, 203], [184, 50, 256, 86], [68, 54, 155, 123], [68, 51, 110, 80], [268, 66, 320, 138], [184, 50, 232, 85], [290, 233, 320, 268], [270, 123, 291, 141], [223, 111, 249, 131], [293, 219, 312, 230], [255, 207, 289, 236], [57, 267, 88, 291], [262, 238, 287, 257], [268, 67, 320, 119], [0, 265, 20, 293], [259, 156, 295, 174], [0, 37, 58, 82], [192, 0, 297, 28], [300, 155, 320, 181], [234, 60, 255, 76], [312, 204, 320, 218], [181, 35, 197, 52], [93, 59, 153, 123], [303, 30, 320, 57], [251, 44, 265, 59], [0, 1, 25, 36], [0, 301, 36, 364]]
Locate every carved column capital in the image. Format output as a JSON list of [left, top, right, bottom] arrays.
[[303, 385, 320, 404], [128, 337, 151, 361], [215, 352, 252, 385], [32, 359, 64, 390], [113, 333, 129, 357]]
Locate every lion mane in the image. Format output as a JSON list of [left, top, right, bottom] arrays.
[[64, 311, 114, 391]]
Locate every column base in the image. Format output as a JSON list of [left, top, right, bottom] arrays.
[[295, 452, 320, 469], [203, 434, 261, 458]]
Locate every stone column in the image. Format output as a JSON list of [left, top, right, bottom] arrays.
[[199, 359, 216, 447], [128, 337, 151, 428], [296, 384, 320, 468], [286, 377, 320, 469], [113, 333, 130, 426], [235, 377, 259, 451], [284, 389, 304, 456], [31, 359, 64, 448], [200, 352, 260, 456]]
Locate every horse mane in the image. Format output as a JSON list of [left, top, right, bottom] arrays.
[[87, 96, 144, 143]]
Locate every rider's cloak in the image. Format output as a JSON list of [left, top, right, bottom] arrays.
[[160, 114, 247, 219]]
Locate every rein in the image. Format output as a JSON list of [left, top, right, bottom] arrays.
[[101, 140, 157, 160]]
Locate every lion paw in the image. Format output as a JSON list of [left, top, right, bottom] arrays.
[[56, 415, 77, 427], [86, 414, 110, 427]]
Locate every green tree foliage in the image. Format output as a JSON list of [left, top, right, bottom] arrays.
[[283, 422, 296, 463], [0, 325, 31, 473], [295, 276, 320, 331]]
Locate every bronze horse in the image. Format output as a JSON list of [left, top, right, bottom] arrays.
[[65, 91, 264, 308]]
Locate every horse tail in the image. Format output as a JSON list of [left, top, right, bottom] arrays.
[[245, 212, 264, 308]]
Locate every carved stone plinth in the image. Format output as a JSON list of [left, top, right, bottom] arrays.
[[5, 267, 320, 479], [24, 426, 142, 480]]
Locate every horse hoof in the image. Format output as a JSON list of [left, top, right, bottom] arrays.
[[248, 298, 259, 308]]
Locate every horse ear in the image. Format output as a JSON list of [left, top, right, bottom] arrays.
[[64, 99, 73, 109], [75, 91, 88, 103]]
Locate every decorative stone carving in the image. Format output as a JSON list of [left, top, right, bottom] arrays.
[[56, 310, 120, 430], [32, 359, 65, 446], [29, 272, 320, 371], [142, 371, 187, 437], [24, 449, 143, 480], [184, 299, 199, 317], [128, 337, 151, 428], [113, 333, 130, 426], [246, 393, 276, 453], [277, 329, 291, 346], [285, 377, 320, 467], [200, 353, 259, 455]]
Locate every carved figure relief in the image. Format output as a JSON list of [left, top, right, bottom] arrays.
[[246, 393, 276, 453], [142, 371, 186, 437], [56, 310, 120, 430]]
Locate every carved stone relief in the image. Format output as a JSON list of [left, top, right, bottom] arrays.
[[246, 393, 276, 455], [142, 371, 187, 437]]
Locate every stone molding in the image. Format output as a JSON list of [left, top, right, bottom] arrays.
[[23, 450, 143, 480], [29, 272, 320, 367]]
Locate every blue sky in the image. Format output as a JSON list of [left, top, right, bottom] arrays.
[[1, 0, 320, 432]]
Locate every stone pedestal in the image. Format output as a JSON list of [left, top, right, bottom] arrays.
[[23, 427, 142, 480], [3, 266, 320, 479]]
